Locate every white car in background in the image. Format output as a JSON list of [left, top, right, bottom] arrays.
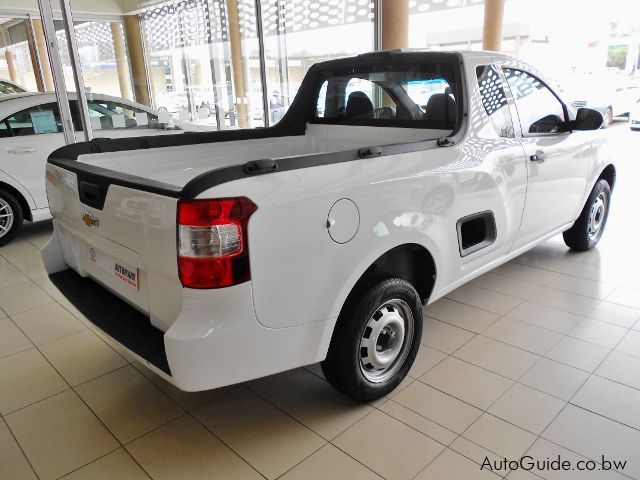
[[0, 92, 187, 245], [0, 79, 28, 94], [568, 76, 640, 127], [630, 99, 640, 130]]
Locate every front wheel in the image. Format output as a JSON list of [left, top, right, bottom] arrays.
[[0, 189, 24, 247], [563, 179, 611, 251], [321, 276, 423, 402]]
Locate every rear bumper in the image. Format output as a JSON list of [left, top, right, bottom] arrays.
[[42, 227, 335, 392], [49, 269, 170, 374]]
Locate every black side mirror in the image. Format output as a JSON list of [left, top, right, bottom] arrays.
[[529, 114, 565, 134], [572, 108, 604, 131]]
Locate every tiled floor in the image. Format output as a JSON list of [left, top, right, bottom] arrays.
[[1, 123, 639, 479]]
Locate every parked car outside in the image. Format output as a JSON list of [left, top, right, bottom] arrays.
[[630, 99, 640, 130], [567, 75, 640, 127], [0, 92, 193, 245]]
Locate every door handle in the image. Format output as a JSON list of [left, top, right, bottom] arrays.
[[530, 150, 546, 162], [6, 147, 37, 154]]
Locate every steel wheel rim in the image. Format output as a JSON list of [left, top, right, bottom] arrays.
[[359, 298, 414, 383], [587, 192, 607, 240], [0, 198, 14, 239]]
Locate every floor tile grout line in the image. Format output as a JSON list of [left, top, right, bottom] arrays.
[[1, 414, 41, 480], [4, 231, 639, 478], [2, 312, 156, 480], [5, 310, 88, 350], [439, 292, 523, 318], [52, 445, 148, 480], [272, 442, 331, 480], [513, 255, 640, 297], [269, 366, 457, 479], [185, 389, 289, 480], [505, 324, 640, 480], [328, 406, 446, 480], [238, 376, 427, 480]]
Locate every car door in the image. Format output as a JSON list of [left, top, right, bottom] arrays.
[[503, 67, 589, 250], [0, 102, 66, 208]]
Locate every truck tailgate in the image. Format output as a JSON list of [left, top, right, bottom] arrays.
[[46, 162, 183, 331]]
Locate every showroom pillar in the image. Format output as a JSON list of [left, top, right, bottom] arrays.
[[32, 19, 55, 91], [482, 0, 506, 52], [25, 20, 45, 92], [123, 15, 151, 107], [110, 23, 133, 101], [227, 0, 250, 128], [4, 51, 18, 83], [380, 0, 408, 50]]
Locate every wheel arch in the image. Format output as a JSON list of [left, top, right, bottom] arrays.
[[598, 164, 616, 191], [335, 243, 438, 320], [0, 181, 32, 222]]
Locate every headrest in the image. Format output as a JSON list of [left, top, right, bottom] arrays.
[[345, 91, 374, 119]]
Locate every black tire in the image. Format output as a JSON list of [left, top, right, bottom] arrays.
[[321, 276, 423, 402], [563, 179, 611, 251], [0, 189, 24, 247]]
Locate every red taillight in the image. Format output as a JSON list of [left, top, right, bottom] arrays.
[[177, 197, 257, 289]]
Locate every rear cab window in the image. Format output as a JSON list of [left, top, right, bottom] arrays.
[[314, 61, 459, 131]]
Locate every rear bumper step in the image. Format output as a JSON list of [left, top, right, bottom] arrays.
[[49, 269, 170, 375]]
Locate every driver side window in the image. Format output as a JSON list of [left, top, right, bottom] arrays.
[[503, 68, 565, 135]]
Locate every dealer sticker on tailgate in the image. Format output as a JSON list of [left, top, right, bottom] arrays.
[[89, 247, 140, 290]]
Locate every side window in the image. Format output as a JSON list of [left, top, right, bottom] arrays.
[[503, 68, 566, 135], [0, 121, 10, 138], [87, 100, 166, 131], [5, 103, 63, 136], [476, 65, 514, 138], [0, 82, 22, 94]]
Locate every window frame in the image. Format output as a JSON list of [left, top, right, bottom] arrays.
[[500, 66, 570, 138]]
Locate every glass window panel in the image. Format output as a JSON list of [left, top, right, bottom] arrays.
[[315, 63, 457, 129], [261, 0, 375, 124], [476, 65, 514, 137], [5, 103, 63, 136], [141, 0, 242, 129], [504, 68, 565, 135]]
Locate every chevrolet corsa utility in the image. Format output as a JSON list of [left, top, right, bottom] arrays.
[[42, 51, 614, 401]]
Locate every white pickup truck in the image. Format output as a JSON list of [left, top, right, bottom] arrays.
[[42, 51, 614, 401]]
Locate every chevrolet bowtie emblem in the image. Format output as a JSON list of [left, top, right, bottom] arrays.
[[82, 212, 100, 228]]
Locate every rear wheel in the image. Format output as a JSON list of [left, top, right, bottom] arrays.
[[0, 189, 23, 246], [563, 179, 611, 251], [321, 276, 422, 402]]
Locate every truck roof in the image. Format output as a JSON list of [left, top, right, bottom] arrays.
[[355, 48, 512, 60], [310, 49, 512, 72]]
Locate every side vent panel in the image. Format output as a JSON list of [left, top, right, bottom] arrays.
[[456, 211, 497, 257]]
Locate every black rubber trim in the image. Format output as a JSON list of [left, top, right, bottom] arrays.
[[47, 51, 468, 206], [49, 269, 170, 375]]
